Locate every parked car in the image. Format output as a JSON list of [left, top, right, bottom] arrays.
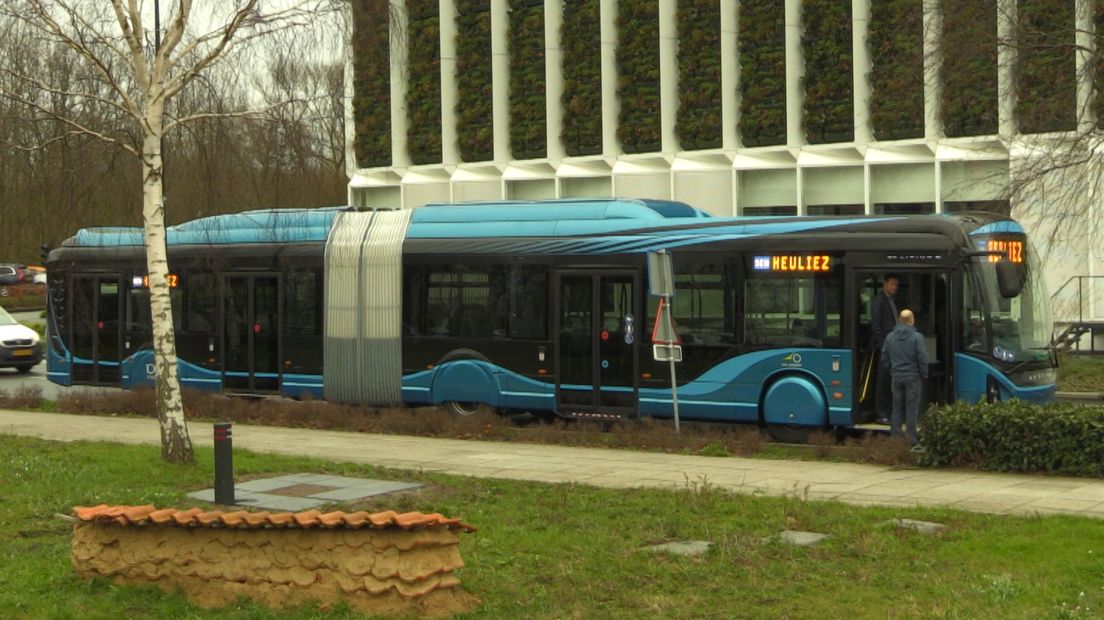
[[0, 264, 23, 285], [0, 305, 42, 373]]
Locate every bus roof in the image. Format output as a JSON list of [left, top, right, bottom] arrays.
[[57, 200, 1016, 250]]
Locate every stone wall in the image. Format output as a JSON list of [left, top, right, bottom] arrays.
[[71, 508, 477, 617]]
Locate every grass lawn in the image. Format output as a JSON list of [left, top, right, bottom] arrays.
[[1060, 355, 1104, 393], [2, 436, 1102, 619]]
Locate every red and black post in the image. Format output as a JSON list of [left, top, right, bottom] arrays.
[[213, 422, 235, 505]]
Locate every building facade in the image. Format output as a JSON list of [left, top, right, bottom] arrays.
[[346, 0, 1103, 323]]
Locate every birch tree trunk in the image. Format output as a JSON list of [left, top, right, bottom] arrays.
[[142, 111, 193, 464]]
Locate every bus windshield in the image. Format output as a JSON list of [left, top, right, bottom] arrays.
[[974, 236, 1052, 363]]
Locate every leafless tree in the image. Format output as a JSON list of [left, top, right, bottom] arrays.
[[0, 0, 345, 463]]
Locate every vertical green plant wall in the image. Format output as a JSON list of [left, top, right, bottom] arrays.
[[868, 0, 923, 140], [739, 0, 787, 146], [616, 0, 661, 153], [352, 0, 392, 168], [456, 0, 494, 161], [561, 0, 603, 156], [1097, 1, 1104, 126], [676, 0, 722, 151], [1016, 0, 1076, 134], [509, 0, 547, 159], [941, 0, 997, 137], [406, 0, 442, 164], [802, 0, 853, 144]]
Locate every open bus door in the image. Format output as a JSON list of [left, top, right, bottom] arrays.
[[853, 269, 954, 423], [553, 270, 640, 419], [69, 274, 124, 385]]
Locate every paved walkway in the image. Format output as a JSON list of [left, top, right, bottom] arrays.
[[4, 409, 1104, 519]]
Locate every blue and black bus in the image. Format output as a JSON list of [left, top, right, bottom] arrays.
[[45, 199, 1057, 433]]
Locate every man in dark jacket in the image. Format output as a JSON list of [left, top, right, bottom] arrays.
[[881, 309, 929, 449], [869, 275, 899, 423]]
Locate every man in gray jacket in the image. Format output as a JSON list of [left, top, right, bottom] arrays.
[[881, 309, 929, 449]]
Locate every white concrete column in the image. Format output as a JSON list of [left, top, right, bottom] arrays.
[[933, 161, 943, 213], [852, 0, 872, 144], [659, 0, 678, 153], [721, 0, 738, 149], [863, 163, 872, 214], [344, 7, 359, 176], [1076, 0, 1096, 132], [997, 0, 1016, 137], [390, 0, 411, 168], [601, 0, 620, 155], [922, 0, 942, 139], [546, 0, 566, 161], [491, 0, 510, 162], [440, 0, 459, 165], [785, 0, 804, 147]]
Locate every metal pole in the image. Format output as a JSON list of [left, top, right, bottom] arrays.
[[213, 422, 235, 505], [665, 294, 680, 434]]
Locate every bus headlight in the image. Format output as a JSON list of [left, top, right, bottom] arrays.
[[1010, 368, 1056, 387]]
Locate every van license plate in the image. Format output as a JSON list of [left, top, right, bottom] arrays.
[[13, 349, 33, 357]]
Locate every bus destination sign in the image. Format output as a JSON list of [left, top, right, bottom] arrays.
[[753, 255, 831, 272], [978, 238, 1024, 264]]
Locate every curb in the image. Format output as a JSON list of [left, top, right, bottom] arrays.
[[1055, 391, 1104, 401]]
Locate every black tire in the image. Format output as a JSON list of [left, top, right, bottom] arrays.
[[15, 365, 33, 375], [443, 400, 493, 417], [765, 424, 813, 444]]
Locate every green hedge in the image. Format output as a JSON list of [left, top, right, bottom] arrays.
[[738, 0, 787, 147], [456, 0, 494, 162], [509, 0, 546, 160], [868, 0, 923, 141], [616, 0, 661, 153], [0, 285, 45, 311], [561, 0, 603, 156], [676, 0, 722, 151], [406, 0, 442, 165], [351, 0, 392, 168], [802, 0, 853, 144], [921, 401, 1104, 477], [941, 0, 998, 137], [1016, 0, 1076, 134]]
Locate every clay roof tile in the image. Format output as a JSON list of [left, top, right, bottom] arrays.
[[292, 509, 322, 528], [71, 505, 471, 532]]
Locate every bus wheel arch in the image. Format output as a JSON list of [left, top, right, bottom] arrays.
[[432, 349, 500, 416], [759, 371, 829, 442]]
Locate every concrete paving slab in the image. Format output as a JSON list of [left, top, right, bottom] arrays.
[[311, 482, 423, 501], [886, 518, 946, 534], [778, 530, 828, 547], [647, 540, 714, 556]]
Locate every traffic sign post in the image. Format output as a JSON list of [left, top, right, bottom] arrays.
[[650, 294, 683, 433]]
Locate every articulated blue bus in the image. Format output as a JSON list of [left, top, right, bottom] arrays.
[[45, 199, 1057, 433]]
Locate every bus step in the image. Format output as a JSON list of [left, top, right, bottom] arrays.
[[563, 411, 625, 421], [853, 422, 890, 433]]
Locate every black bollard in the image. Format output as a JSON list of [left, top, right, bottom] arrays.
[[213, 422, 235, 505]]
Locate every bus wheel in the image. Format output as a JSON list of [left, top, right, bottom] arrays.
[[443, 401, 492, 417]]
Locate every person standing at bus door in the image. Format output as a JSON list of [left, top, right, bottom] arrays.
[[870, 275, 899, 424], [881, 309, 929, 450]]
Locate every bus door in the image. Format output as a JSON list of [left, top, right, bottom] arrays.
[[222, 274, 280, 392], [853, 269, 953, 419], [70, 274, 124, 385], [554, 271, 640, 418]]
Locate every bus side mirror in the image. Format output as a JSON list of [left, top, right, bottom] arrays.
[[995, 261, 1023, 298]]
